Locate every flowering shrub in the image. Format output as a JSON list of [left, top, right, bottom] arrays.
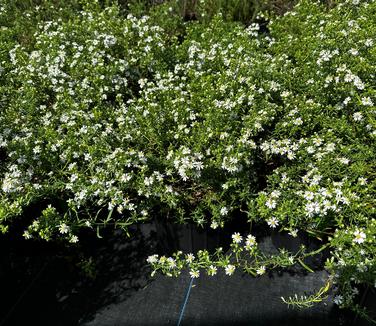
[[146, 0, 375, 318], [0, 0, 375, 319], [1, 0, 174, 240]]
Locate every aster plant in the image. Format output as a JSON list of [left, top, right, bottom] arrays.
[[0, 0, 375, 321]]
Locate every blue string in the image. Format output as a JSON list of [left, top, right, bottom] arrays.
[[177, 277, 194, 326]]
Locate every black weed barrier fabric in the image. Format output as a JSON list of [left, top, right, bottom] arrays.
[[0, 224, 372, 326], [0, 225, 157, 326]]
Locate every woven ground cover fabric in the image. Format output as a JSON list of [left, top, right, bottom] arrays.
[[0, 225, 368, 326], [83, 237, 348, 326]]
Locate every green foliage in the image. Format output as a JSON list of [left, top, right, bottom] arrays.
[[0, 0, 375, 318], [281, 281, 331, 308]]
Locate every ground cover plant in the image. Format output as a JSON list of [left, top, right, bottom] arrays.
[[0, 0, 375, 322]]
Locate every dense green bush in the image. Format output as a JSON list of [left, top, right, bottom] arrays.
[[0, 0, 375, 319]]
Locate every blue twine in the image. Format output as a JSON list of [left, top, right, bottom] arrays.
[[177, 277, 194, 326]]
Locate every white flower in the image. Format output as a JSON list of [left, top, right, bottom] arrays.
[[343, 97, 351, 105], [357, 264, 367, 273], [349, 48, 358, 56], [358, 177, 367, 185], [23, 230, 32, 239], [325, 143, 336, 152], [353, 230, 366, 244], [220, 207, 228, 216], [304, 191, 314, 201], [2, 175, 19, 193], [288, 229, 298, 238], [313, 138, 323, 146], [232, 232, 243, 244], [210, 221, 219, 229], [353, 77, 365, 90], [58, 223, 70, 234], [333, 295, 343, 305], [31, 220, 40, 231], [265, 198, 277, 209], [159, 256, 167, 264], [270, 190, 281, 198], [70, 174, 78, 182], [225, 264, 235, 276], [361, 97, 373, 106], [33, 145, 41, 154], [190, 269, 200, 278], [319, 50, 332, 62], [267, 217, 279, 228], [353, 112, 363, 121], [306, 146, 315, 154], [146, 254, 159, 264], [281, 91, 290, 98], [256, 266, 266, 275], [245, 235, 256, 247], [69, 235, 79, 243], [338, 157, 350, 165], [207, 265, 217, 276], [167, 257, 177, 269], [365, 39, 373, 47], [186, 253, 195, 263]]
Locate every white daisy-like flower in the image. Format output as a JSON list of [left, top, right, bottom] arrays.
[[232, 232, 243, 244], [207, 265, 218, 276], [338, 157, 350, 165], [349, 48, 359, 56], [343, 97, 351, 105], [267, 217, 279, 228], [58, 223, 70, 234], [313, 138, 323, 146], [210, 221, 219, 229], [325, 143, 336, 152], [256, 266, 266, 275], [265, 198, 277, 209], [186, 253, 195, 263], [245, 235, 256, 247], [361, 97, 373, 106], [146, 254, 159, 264], [358, 177, 367, 185], [220, 207, 229, 216], [365, 39, 373, 47], [281, 90, 290, 98], [225, 264, 235, 276], [353, 230, 366, 244], [353, 112, 363, 121], [69, 235, 79, 243], [23, 230, 32, 239], [304, 191, 314, 201], [333, 295, 343, 305], [167, 257, 177, 269], [190, 269, 200, 278]]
